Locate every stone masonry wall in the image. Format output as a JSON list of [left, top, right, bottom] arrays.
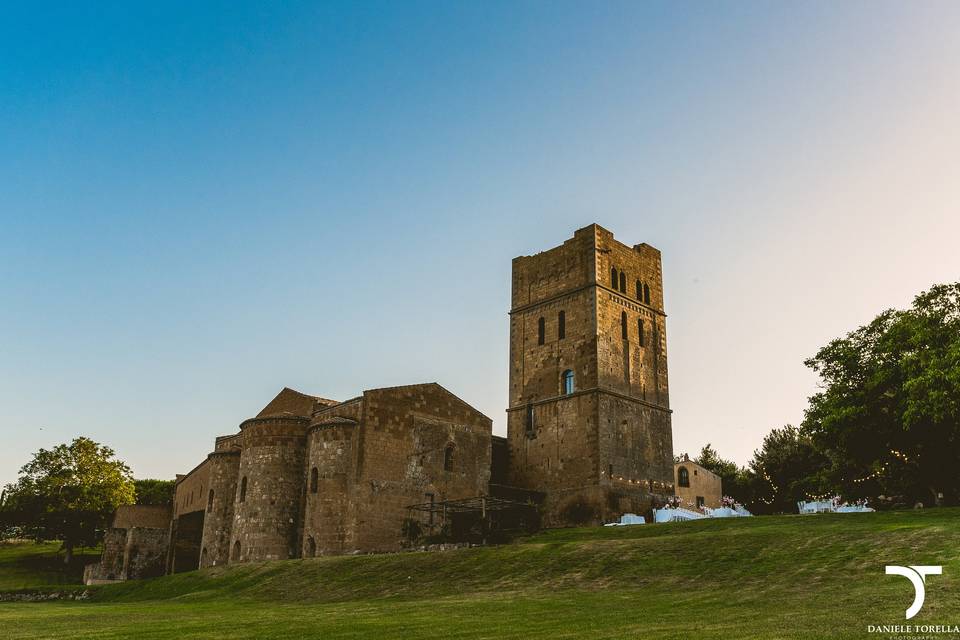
[[675, 461, 722, 509], [302, 420, 357, 556], [123, 527, 169, 579], [87, 527, 127, 582], [199, 449, 240, 567], [85, 526, 169, 584], [351, 384, 491, 552], [231, 416, 309, 563], [173, 459, 210, 518]]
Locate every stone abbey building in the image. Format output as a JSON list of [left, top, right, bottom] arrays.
[[87, 224, 676, 581]]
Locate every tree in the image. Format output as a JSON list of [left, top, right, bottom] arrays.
[[1, 437, 135, 563], [134, 479, 175, 506], [747, 425, 829, 514], [693, 444, 753, 504], [803, 283, 960, 506]]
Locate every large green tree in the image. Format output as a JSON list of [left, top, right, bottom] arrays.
[[134, 479, 175, 506], [803, 283, 960, 506], [747, 425, 829, 514], [692, 444, 754, 504], [1, 437, 135, 562]]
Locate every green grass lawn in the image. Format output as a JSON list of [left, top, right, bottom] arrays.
[[0, 540, 100, 591], [2, 509, 959, 638]]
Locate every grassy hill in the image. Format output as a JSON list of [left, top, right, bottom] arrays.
[[2, 509, 959, 638], [0, 541, 99, 591]]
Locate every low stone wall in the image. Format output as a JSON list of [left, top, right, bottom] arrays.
[[0, 589, 91, 602], [84, 525, 170, 584]]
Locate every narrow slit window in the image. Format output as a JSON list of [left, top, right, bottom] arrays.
[[310, 467, 318, 493], [638, 319, 645, 347], [558, 311, 565, 340], [444, 444, 455, 472], [636, 280, 642, 300], [239, 476, 247, 503], [643, 283, 651, 304], [562, 369, 575, 395], [619, 271, 627, 293], [537, 317, 545, 345], [610, 267, 618, 288], [621, 311, 628, 339]]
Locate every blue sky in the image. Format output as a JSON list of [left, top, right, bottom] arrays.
[[2, 2, 959, 487]]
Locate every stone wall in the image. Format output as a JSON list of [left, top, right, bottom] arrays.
[[351, 384, 492, 552], [173, 459, 210, 518], [85, 527, 127, 583], [84, 525, 169, 584], [597, 394, 674, 498], [675, 460, 722, 509], [111, 504, 171, 530], [231, 416, 309, 562], [123, 527, 170, 579], [168, 510, 204, 573], [302, 418, 357, 555], [199, 449, 240, 567], [490, 435, 510, 485], [169, 460, 209, 573]]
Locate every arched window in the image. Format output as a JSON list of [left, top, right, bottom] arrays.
[[638, 319, 645, 347], [619, 271, 627, 293], [636, 280, 642, 300], [306, 536, 316, 558], [537, 317, 545, 345], [678, 467, 690, 488], [231, 541, 241, 562], [207, 489, 214, 513], [610, 267, 617, 288], [444, 444, 455, 472], [558, 311, 565, 340], [310, 467, 318, 494], [562, 369, 575, 395], [239, 477, 247, 503], [621, 311, 628, 340], [643, 283, 650, 304], [200, 547, 208, 567]]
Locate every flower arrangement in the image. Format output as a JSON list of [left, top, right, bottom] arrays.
[[664, 496, 683, 509]]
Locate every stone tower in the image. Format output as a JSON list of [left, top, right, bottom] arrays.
[[506, 223, 674, 524]]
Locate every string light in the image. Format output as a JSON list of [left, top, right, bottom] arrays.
[[755, 471, 778, 505], [853, 462, 888, 484]]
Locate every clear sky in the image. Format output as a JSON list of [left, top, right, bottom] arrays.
[[2, 2, 959, 488]]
